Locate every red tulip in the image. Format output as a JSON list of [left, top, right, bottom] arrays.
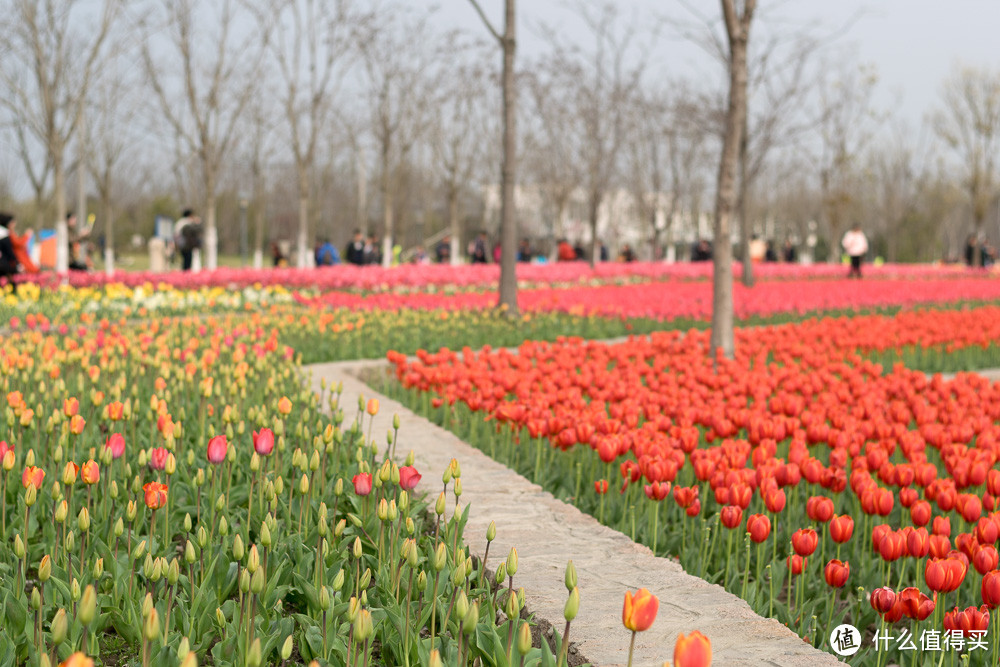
[[673, 630, 712, 667], [878, 531, 905, 563], [976, 517, 999, 545], [207, 435, 228, 464], [933, 515, 951, 537], [594, 479, 609, 494], [763, 487, 786, 513], [870, 587, 896, 616], [622, 588, 659, 632], [982, 570, 1000, 608], [105, 433, 125, 459], [829, 515, 854, 544], [910, 500, 932, 527], [673, 486, 698, 509], [143, 482, 168, 510], [944, 605, 990, 637], [149, 447, 169, 471], [898, 587, 935, 621], [252, 428, 274, 456], [925, 557, 967, 593], [720, 505, 742, 529], [21, 466, 44, 490], [906, 527, 930, 558], [352, 473, 373, 496], [685, 499, 701, 517], [975, 545, 1000, 576], [824, 559, 850, 588], [806, 496, 834, 523], [792, 528, 818, 557], [398, 466, 421, 491], [644, 481, 671, 501], [746, 514, 771, 543], [787, 554, 807, 575]]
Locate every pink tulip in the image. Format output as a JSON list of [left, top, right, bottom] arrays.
[[105, 433, 125, 459], [253, 428, 274, 456], [207, 435, 228, 464], [399, 466, 422, 491], [352, 473, 372, 496]]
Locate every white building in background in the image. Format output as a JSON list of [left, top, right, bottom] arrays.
[[481, 184, 715, 260]]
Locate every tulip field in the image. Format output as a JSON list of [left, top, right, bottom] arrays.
[[3, 263, 1000, 666]]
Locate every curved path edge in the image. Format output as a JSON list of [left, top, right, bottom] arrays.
[[304, 359, 844, 667]]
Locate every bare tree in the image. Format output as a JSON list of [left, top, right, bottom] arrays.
[[536, 2, 654, 267], [430, 55, 493, 265], [711, 0, 756, 361], [0, 0, 119, 271], [139, 0, 265, 270], [467, 0, 518, 312], [247, 0, 365, 268], [816, 61, 881, 263], [933, 65, 1000, 266], [359, 6, 443, 267]]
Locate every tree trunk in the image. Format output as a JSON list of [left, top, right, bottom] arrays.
[[739, 113, 754, 287], [203, 189, 217, 272], [497, 0, 518, 313], [103, 201, 115, 277], [448, 187, 461, 266], [588, 192, 600, 268], [711, 0, 754, 362], [252, 160, 265, 270], [54, 155, 68, 274], [297, 191, 309, 270]]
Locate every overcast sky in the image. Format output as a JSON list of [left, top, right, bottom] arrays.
[[444, 0, 1000, 125]]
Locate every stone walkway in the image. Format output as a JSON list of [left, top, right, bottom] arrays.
[[305, 359, 844, 667]]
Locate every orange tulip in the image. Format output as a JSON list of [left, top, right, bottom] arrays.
[[21, 466, 44, 490], [69, 414, 86, 435], [622, 588, 658, 632], [143, 482, 168, 510], [80, 460, 99, 485], [59, 653, 95, 667], [673, 630, 712, 667], [366, 398, 379, 416], [277, 396, 292, 415]]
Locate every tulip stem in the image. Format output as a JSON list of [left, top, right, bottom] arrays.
[[740, 536, 751, 601], [626, 630, 636, 667], [651, 501, 659, 554], [558, 619, 571, 667], [724, 529, 733, 590]]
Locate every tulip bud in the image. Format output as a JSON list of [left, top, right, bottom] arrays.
[[517, 621, 532, 656], [182, 513, 192, 533], [31, 587, 40, 610], [70, 578, 81, 602], [299, 474, 309, 495], [250, 453, 260, 473], [451, 561, 466, 587], [564, 586, 580, 621], [435, 492, 446, 516], [335, 518, 346, 537], [51, 608, 68, 645], [245, 638, 261, 667], [360, 567, 372, 590], [143, 553, 154, 579], [25, 450, 34, 467], [185, 540, 196, 564], [353, 609, 374, 642], [132, 540, 146, 561], [25, 484, 36, 507], [168, 558, 180, 585], [333, 569, 345, 591], [251, 567, 265, 595], [109, 480, 118, 499], [428, 650, 444, 667], [487, 521, 497, 542], [177, 636, 190, 660], [93, 557, 104, 580], [233, 534, 245, 562], [215, 607, 226, 628], [454, 478, 463, 498], [565, 560, 577, 591], [495, 562, 507, 586], [38, 554, 51, 582], [353, 537, 363, 559], [506, 547, 518, 577], [456, 590, 469, 621], [215, 494, 226, 512], [281, 635, 294, 660], [218, 515, 228, 536], [13, 534, 24, 559], [260, 521, 272, 548], [274, 476, 284, 496], [319, 585, 331, 611], [78, 585, 97, 626], [506, 587, 520, 620], [247, 545, 259, 574], [239, 568, 250, 593], [54, 501, 68, 524], [114, 517, 124, 538], [1, 450, 13, 471], [165, 453, 176, 475], [144, 607, 160, 641], [77, 507, 90, 532], [197, 525, 208, 548], [65, 530, 75, 552], [442, 465, 452, 485]]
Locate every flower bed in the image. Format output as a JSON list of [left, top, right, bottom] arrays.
[[384, 306, 1000, 665]]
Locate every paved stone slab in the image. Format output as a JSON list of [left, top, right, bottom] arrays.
[[305, 360, 843, 667]]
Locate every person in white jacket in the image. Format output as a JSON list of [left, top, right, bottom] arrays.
[[841, 224, 869, 278]]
